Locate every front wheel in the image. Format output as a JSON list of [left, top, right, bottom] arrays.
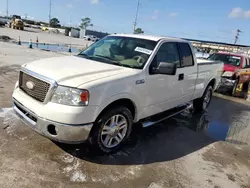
[[193, 86, 213, 112], [89, 106, 133, 153], [231, 79, 239, 97], [242, 82, 250, 100]]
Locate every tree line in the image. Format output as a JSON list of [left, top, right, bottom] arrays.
[[24, 16, 145, 34]]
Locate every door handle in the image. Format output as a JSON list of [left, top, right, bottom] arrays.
[[178, 73, 184, 81]]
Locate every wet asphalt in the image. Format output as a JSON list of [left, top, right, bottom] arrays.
[[56, 95, 250, 165], [1, 65, 250, 187]]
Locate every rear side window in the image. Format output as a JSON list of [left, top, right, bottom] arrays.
[[178, 43, 194, 67]]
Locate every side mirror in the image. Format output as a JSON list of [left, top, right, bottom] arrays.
[[155, 62, 177, 75]]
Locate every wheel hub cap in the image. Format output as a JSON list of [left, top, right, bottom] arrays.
[[100, 114, 128, 148]]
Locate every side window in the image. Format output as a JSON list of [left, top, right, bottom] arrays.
[[178, 43, 194, 67], [150, 42, 180, 71]]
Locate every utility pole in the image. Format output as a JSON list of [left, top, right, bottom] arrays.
[[133, 0, 140, 33], [234, 29, 242, 44], [49, 0, 52, 24], [6, 0, 9, 17]]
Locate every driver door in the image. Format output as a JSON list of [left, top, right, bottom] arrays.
[[142, 42, 183, 117]]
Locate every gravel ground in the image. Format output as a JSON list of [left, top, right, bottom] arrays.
[[0, 41, 64, 67], [0, 31, 250, 188], [0, 27, 92, 47]]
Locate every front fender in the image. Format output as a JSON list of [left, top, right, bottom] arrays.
[[93, 93, 141, 122]]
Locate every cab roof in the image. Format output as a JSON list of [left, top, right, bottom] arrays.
[[110, 33, 188, 43]]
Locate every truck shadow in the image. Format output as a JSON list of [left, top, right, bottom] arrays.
[[56, 96, 250, 165]]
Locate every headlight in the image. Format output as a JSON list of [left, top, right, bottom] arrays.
[[222, 71, 233, 77], [51, 86, 89, 106]]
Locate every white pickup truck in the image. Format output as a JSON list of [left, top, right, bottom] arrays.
[[13, 34, 223, 153]]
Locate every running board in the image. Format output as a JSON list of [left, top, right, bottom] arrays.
[[141, 103, 193, 128]]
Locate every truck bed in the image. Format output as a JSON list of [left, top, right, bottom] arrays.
[[192, 59, 224, 100], [196, 59, 223, 65]]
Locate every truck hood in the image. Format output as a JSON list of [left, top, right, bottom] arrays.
[[223, 64, 238, 72], [24, 56, 134, 87]]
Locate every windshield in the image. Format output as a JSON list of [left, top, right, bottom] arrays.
[[78, 36, 157, 69], [208, 53, 242, 67]]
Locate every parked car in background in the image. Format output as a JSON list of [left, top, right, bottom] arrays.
[[208, 51, 250, 98], [42, 27, 49, 31], [84, 35, 99, 41], [195, 51, 210, 59], [12, 34, 223, 153], [0, 20, 5, 27]]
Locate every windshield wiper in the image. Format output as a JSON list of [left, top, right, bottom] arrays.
[[80, 54, 140, 69], [94, 55, 124, 66], [94, 55, 114, 61], [95, 55, 141, 69], [77, 53, 91, 59]]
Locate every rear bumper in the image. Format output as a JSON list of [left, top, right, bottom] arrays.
[[13, 98, 93, 143]]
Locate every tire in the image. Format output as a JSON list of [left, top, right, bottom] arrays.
[[231, 79, 239, 97], [89, 106, 133, 154], [193, 86, 213, 112], [242, 82, 250, 100]]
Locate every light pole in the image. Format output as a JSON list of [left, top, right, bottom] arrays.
[[234, 29, 242, 45], [6, 0, 9, 17], [49, 0, 52, 24], [133, 0, 140, 33]]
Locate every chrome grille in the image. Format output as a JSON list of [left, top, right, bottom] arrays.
[[19, 71, 51, 102]]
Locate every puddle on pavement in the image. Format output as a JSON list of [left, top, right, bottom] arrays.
[[170, 110, 250, 145], [20, 42, 81, 53], [1, 106, 249, 145], [170, 112, 228, 140]]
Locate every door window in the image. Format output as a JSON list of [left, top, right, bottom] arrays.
[[149, 42, 180, 73], [178, 43, 194, 67]]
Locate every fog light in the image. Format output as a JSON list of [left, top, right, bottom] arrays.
[[47, 124, 57, 136]]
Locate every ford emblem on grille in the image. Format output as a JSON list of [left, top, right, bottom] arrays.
[[26, 81, 35, 90]]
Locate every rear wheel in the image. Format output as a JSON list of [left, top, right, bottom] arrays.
[[193, 86, 213, 112], [89, 106, 133, 153]]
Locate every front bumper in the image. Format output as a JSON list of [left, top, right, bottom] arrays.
[[13, 98, 93, 143], [218, 77, 235, 90], [14, 24, 24, 27]]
